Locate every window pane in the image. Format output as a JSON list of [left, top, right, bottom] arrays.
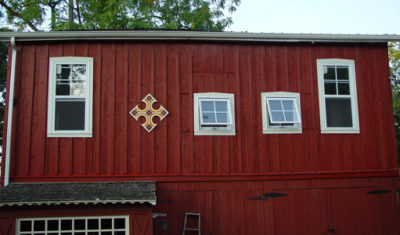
[[114, 219, 126, 229], [88, 219, 99, 230], [55, 100, 85, 130], [101, 219, 112, 229], [324, 82, 337, 95], [34, 220, 45, 231], [47, 220, 59, 231], [336, 66, 349, 80], [72, 64, 87, 80], [61, 220, 72, 230], [56, 84, 71, 95], [268, 100, 282, 110], [271, 111, 285, 122], [338, 82, 350, 95], [74, 219, 85, 230], [70, 81, 86, 96], [215, 101, 228, 111], [57, 64, 71, 80], [282, 100, 294, 111], [324, 66, 336, 80], [20, 221, 31, 232], [216, 113, 228, 123], [201, 101, 214, 111], [284, 111, 297, 122], [202, 112, 216, 123], [325, 98, 352, 127]]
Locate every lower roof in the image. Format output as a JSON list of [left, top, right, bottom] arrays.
[[0, 30, 399, 43], [0, 181, 156, 207]]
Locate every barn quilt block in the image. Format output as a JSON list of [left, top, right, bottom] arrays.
[[129, 94, 169, 132]]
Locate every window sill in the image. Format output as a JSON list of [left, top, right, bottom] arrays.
[[263, 129, 302, 134], [47, 132, 93, 138], [321, 128, 360, 134], [194, 130, 236, 136]]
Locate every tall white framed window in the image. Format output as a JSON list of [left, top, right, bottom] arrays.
[[47, 57, 93, 137], [194, 93, 235, 136], [316, 59, 359, 133], [261, 92, 302, 134], [17, 215, 129, 235]]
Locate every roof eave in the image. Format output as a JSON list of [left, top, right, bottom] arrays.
[[0, 31, 399, 43]]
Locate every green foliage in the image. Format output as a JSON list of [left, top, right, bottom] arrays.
[[0, 38, 7, 142], [389, 42, 400, 166], [0, 0, 241, 31]]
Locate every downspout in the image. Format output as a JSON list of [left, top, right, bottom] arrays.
[[4, 37, 16, 187]]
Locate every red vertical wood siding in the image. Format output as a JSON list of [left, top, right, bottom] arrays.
[[3, 41, 397, 181], [153, 177, 400, 235]]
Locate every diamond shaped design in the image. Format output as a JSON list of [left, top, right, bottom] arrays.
[[129, 94, 169, 133]]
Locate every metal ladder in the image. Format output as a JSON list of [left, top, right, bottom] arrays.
[[182, 212, 201, 235]]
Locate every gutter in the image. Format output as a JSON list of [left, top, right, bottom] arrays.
[[0, 31, 399, 43], [4, 37, 16, 187]]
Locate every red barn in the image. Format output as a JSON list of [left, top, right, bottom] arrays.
[[0, 31, 399, 235]]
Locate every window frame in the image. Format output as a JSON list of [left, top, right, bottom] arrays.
[[17, 215, 129, 234], [261, 92, 302, 134], [47, 57, 93, 137], [316, 59, 360, 134], [194, 93, 235, 136]]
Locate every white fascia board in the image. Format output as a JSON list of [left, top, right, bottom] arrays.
[[0, 31, 400, 43]]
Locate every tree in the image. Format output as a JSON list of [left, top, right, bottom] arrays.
[[0, 0, 240, 32], [388, 42, 400, 165], [0, 29, 8, 147]]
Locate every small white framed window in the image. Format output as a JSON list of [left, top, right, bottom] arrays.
[[47, 57, 93, 137], [194, 93, 235, 135], [261, 92, 302, 134], [17, 215, 129, 234], [316, 59, 359, 133]]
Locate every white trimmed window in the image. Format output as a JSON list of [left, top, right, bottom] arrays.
[[17, 215, 129, 235], [316, 59, 359, 133], [261, 92, 302, 134], [194, 93, 235, 135], [47, 57, 93, 137]]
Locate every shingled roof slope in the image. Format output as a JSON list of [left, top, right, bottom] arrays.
[[0, 181, 156, 206]]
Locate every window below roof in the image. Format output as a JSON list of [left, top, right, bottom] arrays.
[[194, 93, 235, 136], [17, 216, 129, 235], [316, 59, 359, 133], [47, 57, 93, 137], [261, 92, 302, 134]]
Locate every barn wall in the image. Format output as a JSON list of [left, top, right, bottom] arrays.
[[153, 177, 400, 235], [3, 41, 397, 181]]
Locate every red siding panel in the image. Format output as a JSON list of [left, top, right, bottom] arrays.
[[154, 44, 168, 174], [4, 42, 397, 181], [30, 44, 48, 176]]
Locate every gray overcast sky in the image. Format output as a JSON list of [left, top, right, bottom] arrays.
[[226, 0, 400, 34]]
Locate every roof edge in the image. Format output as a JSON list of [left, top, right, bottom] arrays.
[[0, 31, 399, 43], [0, 199, 157, 207]]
